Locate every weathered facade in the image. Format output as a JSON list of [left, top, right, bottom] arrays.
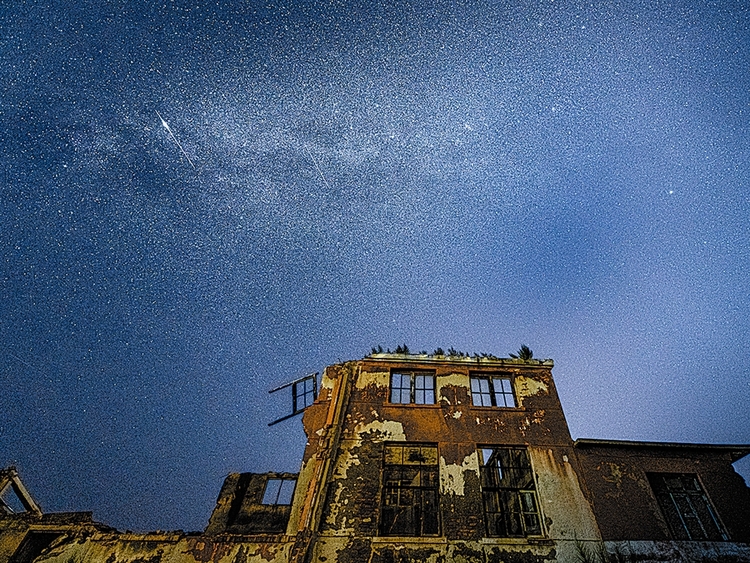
[[2, 354, 749, 563]]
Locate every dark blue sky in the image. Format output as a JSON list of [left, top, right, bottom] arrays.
[[2, 0, 749, 532]]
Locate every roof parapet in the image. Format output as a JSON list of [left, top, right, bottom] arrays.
[[573, 439, 750, 462], [363, 353, 554, 367]]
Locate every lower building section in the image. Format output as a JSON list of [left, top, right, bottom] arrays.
[[6, 527, 750, 563], [3, 357, 749, 563]]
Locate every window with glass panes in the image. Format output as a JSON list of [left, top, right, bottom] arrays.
[[478, 447, 542, 537], [470, 375, 516, 407], [379, 444, 440, 536], [647, 473, 727, 541], [390, 371, 436, 404]]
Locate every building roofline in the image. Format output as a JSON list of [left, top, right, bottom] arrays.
[[573, 438, 750, 462], [362, 353, 554, 367]]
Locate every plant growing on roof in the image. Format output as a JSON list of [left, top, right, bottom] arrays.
[[509, 344, 533, 361]]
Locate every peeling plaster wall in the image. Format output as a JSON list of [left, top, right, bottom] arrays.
[[205, 473, 297, 536], [529, 448, 601, 542], [0, 512, 101, 563], [303, 357, 605, 561], [285, 457, 320, 537], [514, 376, 549, 408], [311, 536, 558, 563], [439, 451, 478, 497], [37, 534, 293, 563], [575, 443, 750, 543]]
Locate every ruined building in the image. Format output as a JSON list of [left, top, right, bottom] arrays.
[[2, 354, 750, 562]]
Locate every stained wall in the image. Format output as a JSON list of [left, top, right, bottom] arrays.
[[575, 441, 750, 543], [298, 356, 602, 562]]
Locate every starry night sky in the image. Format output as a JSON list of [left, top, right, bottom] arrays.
[[2, 0, 749, 532]]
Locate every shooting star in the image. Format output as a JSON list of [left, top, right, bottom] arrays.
[[304, 144, 332, 191], [156, 110, 196, 169], [6, 350, 39, 371]]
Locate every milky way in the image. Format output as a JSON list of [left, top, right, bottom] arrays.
[[2, 1, 749, 531]]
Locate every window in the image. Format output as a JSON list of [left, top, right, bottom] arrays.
[[390, 371, 435, 404], [648, 473, 727, 541], [268, 373, 318, 426], [478, 447, 541, 537], [379, 444, 439, 536], [261, 477, 297, 505], [470, 375, 516, 407], [10, 533, 63, 563], [293, 376, 317, 412]]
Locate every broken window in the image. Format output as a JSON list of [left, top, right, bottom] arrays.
[[268, 373, 318, 426], [293, 376, 316, 412], [648, 473, 727, 541], [478, 447, 542, 537], [10, 532, 63, 563], [261, 477, 297, 505], [470, 375, 516, 408], [390, 371, 436, 404], [379, 444, 440, 536]]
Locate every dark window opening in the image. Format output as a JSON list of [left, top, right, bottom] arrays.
[[390, 371, 436, 404], [225, 473, 253, 526], [479, 447, 541, 537], [262, 477, 297, 505], [470, 375, 516, 408], [10, 532, 64, 563], [379, 444, 440, 536], [648, 473, 727, 541]]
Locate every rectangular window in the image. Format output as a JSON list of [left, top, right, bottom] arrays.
[[268, 373, 318, 426], [379, 444, 440, 536], [390, 371, 436, 404], [261, 477, 297, 505], [293, 375, 317, 413], [479, 447, 541, 537], [648, 473, 727, 541], [470, 375, 516, 408]]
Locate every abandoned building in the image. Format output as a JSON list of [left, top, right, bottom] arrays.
[[2, 353, 750, 563]]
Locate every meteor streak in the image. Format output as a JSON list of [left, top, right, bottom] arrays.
[[304, 144, 332, 191], [156, 110, 196, 169]]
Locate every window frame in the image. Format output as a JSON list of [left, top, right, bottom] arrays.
[[292, 376, 317, 413], [477, 446, 543, 538], [647, 472, 728, 541], [389, 370, 436, 405], [378, 443, 440, 537], [470, 374, 517, 408], [261, 477, 297, 506]]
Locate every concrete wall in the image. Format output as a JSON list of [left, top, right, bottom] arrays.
[[575, 442, 750, 543], [1, 515, 294, 563], [298, 356, 602, 562], [0, 512, 100, 563], [206, 473, 298, 535], [35, 532, 293, 563]]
